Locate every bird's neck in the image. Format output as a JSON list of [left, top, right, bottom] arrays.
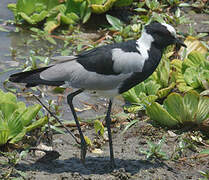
[[136, 30, 154, 55], [136, 30, 163, 68]]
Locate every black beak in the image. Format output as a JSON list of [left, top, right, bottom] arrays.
[[175, 38, 187, 48]]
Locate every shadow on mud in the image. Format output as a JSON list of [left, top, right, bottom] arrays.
[[17, 156, 166, 175]]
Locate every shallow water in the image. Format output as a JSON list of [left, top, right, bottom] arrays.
[[0, 0, 16, 86]]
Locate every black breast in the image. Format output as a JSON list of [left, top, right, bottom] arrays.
[[119, 47, 162, 94]]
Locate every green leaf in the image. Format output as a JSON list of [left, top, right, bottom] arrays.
[[8, 111, 23, 139], [94, 120, 104, 136], [145, 0, 151, 9], [106, 14, 124, 32], [0, 90, 46, 145], [84, 136, 93, 147], [199, 70, 209, 89], [61, 14, 76, 25], [141, 95, 158, 106], [9, 128, 27, 144], [157, 82, 175, 99], [184, 67, 201, 88], [0, 90, 17, 103], [199, 149, 209, 155], [123, 105, 143, 113], [45, 35, 57, 45], [8, 3, 17, 14], [45, 0, 59, 10], [24, 116, 48, 132], [50, 125, 66, 134], [114, 0, 133, 7], [0, 129, 9, 145], [10, 117, 48, 144], [145, 81, 161, 95], [19, 12, 36, 24], [183, 91, 199, 122], [16, 0, 36, 15], [122, 119, 138, 134], [171, 59, 193, 92], [20, 104, 41, 127], [80, 1, 87, 19], [134, 7, 147, 12], [66, 0, 82, 15], [146, 102, 179, 127], [30, 10, 48, 23], [67, 12, 80, 22], [123, 88, 140, 104], [179, 3, 191, 7], [134, 82, 146, 97], [0, 102, 18, 122], [44, 20, 59, 33], [90, 0, 117, 14], [16, 102, 26, 114], [195, 96, 209, 124], [163, 93, 184, 123], [154, 57, 170, 87], [82, 7, 91, 24], [182, 51, 206, 72]]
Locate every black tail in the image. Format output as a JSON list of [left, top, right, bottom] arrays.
[[9, 67, 65, 87]]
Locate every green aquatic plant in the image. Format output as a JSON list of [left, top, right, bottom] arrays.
[[146, 91, 209, 128], [90, 0, 133, 14], [94, 120, 105, 137], [0, 90, 47, 145], [106, 14, 140, 41], [8, 0, 90, 33], [139, 136, 169, 160], [172, 51, 209, 92], [8, 0, 133, 33]]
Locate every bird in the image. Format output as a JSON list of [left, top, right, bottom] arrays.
[[9, 21, 186, 168]]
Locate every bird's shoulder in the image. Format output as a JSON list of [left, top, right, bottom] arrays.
[[76, 40, 139, 75]]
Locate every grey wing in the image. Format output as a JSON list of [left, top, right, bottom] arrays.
[[40, 60, 132, 90]]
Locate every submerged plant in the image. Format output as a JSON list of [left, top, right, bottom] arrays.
[[146, 91, 209, 128], [0, 90, 47, 145]]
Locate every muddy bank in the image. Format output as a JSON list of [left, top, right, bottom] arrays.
[[16, 121, 209, 180]]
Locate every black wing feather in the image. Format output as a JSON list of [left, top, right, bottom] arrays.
[[77, 40, 139, 75], [9, 66, 65, 87]]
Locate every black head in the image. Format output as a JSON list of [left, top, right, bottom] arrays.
[[144, 21, 186, 49]]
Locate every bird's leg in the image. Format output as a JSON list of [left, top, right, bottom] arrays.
[[105, 99, 116, 168], [67, 89, 87, 164]]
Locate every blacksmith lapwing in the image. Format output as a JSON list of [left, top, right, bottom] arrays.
[[9, 21, 186, 168]]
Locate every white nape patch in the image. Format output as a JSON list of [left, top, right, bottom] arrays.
[[162, 23, 176, 36], [112, 49, 145, 73]]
